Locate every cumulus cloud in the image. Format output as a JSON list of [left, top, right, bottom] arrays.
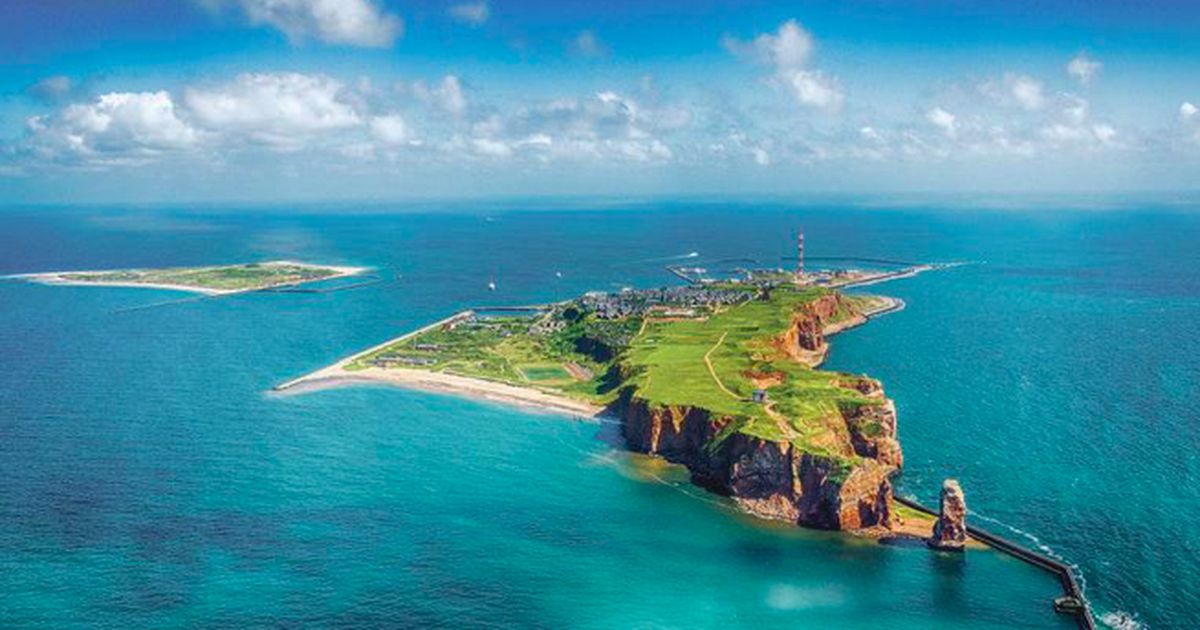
[[1066, 53, 1102, 85], [476, 90, 679, 163], [369, 114, 409, 145], [1035, 95, 1118, 149], [1040, 122, 1117, 146], [221, 0, 402, 47], [24, 91, 200, 163], [448, 1, 488, 27], [1180, 102, 1200, 143], [1009, 75, 1046, 110], [414, 75, 468, 117], [724, 19, 813, 69], [571, 30, 607, 58], [185, 72, 361, 147], [724, 20, 843, 111], [783, 71, 843, 110], [8, 68, 698, 170], [983, 73, 1046, 110], [926, 107, 957, 137], [27, 76, 75, 104]]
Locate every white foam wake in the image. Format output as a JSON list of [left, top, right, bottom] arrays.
[[1099, 611, 1143, 629], [623, 251, 701, 265]]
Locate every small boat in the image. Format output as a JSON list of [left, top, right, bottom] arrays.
[[487, 281, 497, 291]]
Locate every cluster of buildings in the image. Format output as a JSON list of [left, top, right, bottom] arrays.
[[578, 285, 752, 320]]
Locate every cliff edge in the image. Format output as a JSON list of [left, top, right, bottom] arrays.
[[615, 291, 905, 532]]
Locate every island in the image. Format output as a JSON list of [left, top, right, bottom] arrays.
[[16, 261, 367, 295], [279, 263, 946, 539]]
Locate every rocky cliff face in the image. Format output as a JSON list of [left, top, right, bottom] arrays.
[[780, 293, 831, 362], [617, 393, 899, 530], [842, 397, 904, 469], [779, 293, 860, 367], [929, 479, 968, 550]]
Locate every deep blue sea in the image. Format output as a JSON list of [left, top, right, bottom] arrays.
[[0, 200, 1196, 628]]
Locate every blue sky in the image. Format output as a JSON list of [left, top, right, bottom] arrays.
[[1, 0, 1199, 202]]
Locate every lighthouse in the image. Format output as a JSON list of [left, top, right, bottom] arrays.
[[795, 229, 805, 284]]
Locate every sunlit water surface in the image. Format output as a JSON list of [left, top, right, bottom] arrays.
[[2, 201, 1196, 628]]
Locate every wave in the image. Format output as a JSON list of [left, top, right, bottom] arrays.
[[619, 251, 700, 265], [967, 510, 1126, 622], [1099, 611, 1143, 630], [970, 511, 1084, 584]]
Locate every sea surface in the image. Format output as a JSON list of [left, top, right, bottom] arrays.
[[0, 200, 1196, 628]]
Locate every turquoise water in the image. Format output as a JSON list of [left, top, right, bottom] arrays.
[[0, 201, 1195, 628]]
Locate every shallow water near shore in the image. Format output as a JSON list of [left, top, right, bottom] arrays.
[[1, 200, 1197, 628]]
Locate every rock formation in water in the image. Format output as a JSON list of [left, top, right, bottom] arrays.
[[929, 478, 968, 550]]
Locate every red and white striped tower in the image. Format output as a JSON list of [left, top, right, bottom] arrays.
[[796, 229, 805, 282]]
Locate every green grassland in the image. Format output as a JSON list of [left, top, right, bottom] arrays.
[[622, 287, 881, 455], [347, 312, 624, 398], [61, 262, 342, 291], [351, 286, 886, 458]]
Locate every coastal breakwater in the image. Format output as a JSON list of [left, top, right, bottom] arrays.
[[894, 495, 1096, 630]]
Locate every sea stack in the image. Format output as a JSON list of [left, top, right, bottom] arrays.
[[929, 479, 967, 550]]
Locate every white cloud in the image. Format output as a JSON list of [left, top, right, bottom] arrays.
[[724, 19, 813, 70], [1040, 122, 1116, 146], [782, 70, 842, 110], [1066, 53, 1102, 85], [1092, 124, 1117, 143], [1010, 75, 1046, 110], [28, 75, 74, 104], [228, 0, 402, 47], [492, 91, 678, 163], [926, 107, 957, 137], [414, 75, 468, 117], [725, 20, 843, 111], [25, 91, 199, 163], [471, 137, 512, 157], [369, 114, 409, 145], [983, 73, 1046, 110], [185, 72, 361, 147], [448, 1, 488, 27], [572, 30, 607, 58], [1063, 95, 1090, 125], [1181, 102, 1198, 120]]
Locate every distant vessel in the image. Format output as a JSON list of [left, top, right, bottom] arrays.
[[488, 280, 497, 291]]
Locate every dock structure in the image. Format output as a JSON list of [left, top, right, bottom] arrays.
[[893, 495, 1095, 630]]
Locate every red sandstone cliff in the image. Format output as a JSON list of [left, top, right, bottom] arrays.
[[779, 292, 865, 367], [617, 394, 898, 529], [615, 290, 904, 532]]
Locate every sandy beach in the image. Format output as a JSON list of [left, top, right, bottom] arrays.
[[277, 366, 605, 417], [13, 261, 369, 296]]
